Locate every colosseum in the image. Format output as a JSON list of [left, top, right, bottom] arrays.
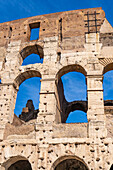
[[0, 7, 112, 170]]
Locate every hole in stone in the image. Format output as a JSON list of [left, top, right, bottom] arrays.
[[95, 127, 99, 131], [30, 22, 40, 40]]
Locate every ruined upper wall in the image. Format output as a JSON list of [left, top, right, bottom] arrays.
[[0, 7, 105, 50]]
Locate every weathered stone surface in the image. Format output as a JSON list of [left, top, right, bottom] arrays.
[[0, 7, 113, 170]]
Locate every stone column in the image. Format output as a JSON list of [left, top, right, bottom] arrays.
[[87, 75, 107, 138], [37, 144, 48, 170], [37, 77, 56, 125], [0, 83, 17, 140], [43, 36, 58, 63]]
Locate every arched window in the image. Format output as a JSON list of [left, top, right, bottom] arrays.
[[61, 71, 87, 101], [14, 70, 41, 122], [22, 53, 43, 66], [103, 70, 113, 100], [55, 65, 88, 123], [103, 64, 113, 137], [62, 72, 87, 123], [66, 110, 88, 123], [8, 160, 32, 170], [14, 77, 41, 121], [51, 156, 89, 170], [2, 156, 32, 170], [20, 44, 44, 65]]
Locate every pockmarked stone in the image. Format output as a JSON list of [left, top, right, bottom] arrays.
[[0, 7, 113, 170]]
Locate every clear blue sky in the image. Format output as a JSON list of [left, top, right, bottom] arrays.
[[0, 0, 113, 25], [1, 0, 113, 122]]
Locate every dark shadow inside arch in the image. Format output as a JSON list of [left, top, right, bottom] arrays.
[[8, 160, 32, 170], [53, 157, 89, 170], [20, 44, 44, 66], [110, 164, 113, 170], [20, 45, 44, 60], [22, 53, 43, 66], [56, 67, 88, 123], [103, 63, 113, 75]]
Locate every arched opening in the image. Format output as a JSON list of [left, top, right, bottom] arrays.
[[103, 63, 113, 137], [66, 110, 88, 123], [20, 44, 44, 65], [14, 70, 41, 122], [55, 65, 88, 123], [110, 164, 113, 170], [8, 160, 32, 170], [22, 53, 43, 66], [103, 70, 113, 100], [103, 62, 113, 75], [30, 22, 40, 41], [2, 156, 32, 170], [51, 156, 89, 170]]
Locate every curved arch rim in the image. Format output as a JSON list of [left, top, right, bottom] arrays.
[[103, 62, 113, 75], [51, 155, 89, 170], [56, 64, 87, 81], [2, 155, 32, 170], [14, 70, 41, 88], [20, 44, 44, 61]]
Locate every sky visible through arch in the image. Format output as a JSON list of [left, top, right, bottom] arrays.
[[1, 0, 113, 122]]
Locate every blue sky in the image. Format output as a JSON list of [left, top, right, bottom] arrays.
[[1, 0, 113, 122], [0, 0, 113, 25]]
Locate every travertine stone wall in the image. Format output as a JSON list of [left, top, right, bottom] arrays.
[[0, 7, 113, 170]]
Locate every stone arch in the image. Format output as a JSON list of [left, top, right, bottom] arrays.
[[103, 62, 113, 100], [2, 155, 32, 170], [14, 70, 41, 89], [103, 62, 113, 74], [51, 155, 89, 170], [66, 101, 87, 113], [13, 70, 41, 120], [55, 64, 87, 123], [65, 101, 88, 122], [56, 64, 87, 81], [20, 44, 44, 63]]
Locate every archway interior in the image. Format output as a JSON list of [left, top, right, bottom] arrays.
[[103, 70, 113, 100], [110, 164, 113, 170], [57, 71, 88, 123], [22, 53, 43, 66], [61, 72, 87, 101], [54, 158, 88, 170], [20, 45, 44, 64], [8, 160, 32, 170], [66, 110, 88, 123], [14, 77, 41, 119]]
